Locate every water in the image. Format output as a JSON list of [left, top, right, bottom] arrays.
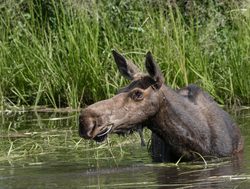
[[0, 108, 250, 188]]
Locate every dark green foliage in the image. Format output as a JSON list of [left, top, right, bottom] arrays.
[[0, 0, 249, 109]]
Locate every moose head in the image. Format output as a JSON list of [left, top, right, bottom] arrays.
[[79, 50, 165, 142]]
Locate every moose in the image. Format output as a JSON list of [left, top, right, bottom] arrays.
[[79, 50, 244, 162]]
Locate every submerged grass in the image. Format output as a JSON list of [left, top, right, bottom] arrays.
[[0, 110, 150, 167], [0, 0, 250, 109], [1, 109, 250, 189]]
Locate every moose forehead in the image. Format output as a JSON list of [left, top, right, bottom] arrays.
[[118, 75, 156, 93]]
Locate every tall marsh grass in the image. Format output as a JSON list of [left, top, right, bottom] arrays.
[[0, 0, 249, 109]]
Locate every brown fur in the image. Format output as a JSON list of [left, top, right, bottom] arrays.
[[79, 51, 243, 162]]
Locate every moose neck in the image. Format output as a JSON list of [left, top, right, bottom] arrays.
[[147, 85, 211, 156]]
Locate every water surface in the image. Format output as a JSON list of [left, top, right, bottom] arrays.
[[0, 108, 250, 188]]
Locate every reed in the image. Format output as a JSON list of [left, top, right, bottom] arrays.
[[0, 0, 249, 109]]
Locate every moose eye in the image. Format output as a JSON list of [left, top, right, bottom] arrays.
[[131, 89, 144, 101]]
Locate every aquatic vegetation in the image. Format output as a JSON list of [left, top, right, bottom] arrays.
[[0, 110, 151, 167], [1, 109, 250, 188]]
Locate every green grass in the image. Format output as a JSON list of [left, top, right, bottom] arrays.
[[0, 110, 152, 168], [0, 0, 249, 109]]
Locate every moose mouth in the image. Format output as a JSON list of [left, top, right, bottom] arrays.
[[112, 124, 139, 136], [92, 124, 135, 142], [93, 125, 113, 142]]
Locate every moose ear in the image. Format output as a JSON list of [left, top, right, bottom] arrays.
[[145, 51, 164, 89], [112, 50, 140, 80]]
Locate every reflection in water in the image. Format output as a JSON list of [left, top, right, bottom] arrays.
[[154, 155, 245, 188], [0, 109, 250, 188]]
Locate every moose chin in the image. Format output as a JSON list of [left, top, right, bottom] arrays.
[[79, 50, 244, 162]]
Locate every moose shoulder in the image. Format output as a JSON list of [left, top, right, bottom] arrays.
[[79, 51, 244, 162]]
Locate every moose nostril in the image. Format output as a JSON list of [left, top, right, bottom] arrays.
[[78, 121, 85, 138], [79, 115, 96, 139]]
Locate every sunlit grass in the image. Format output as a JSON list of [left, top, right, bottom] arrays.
[[0, 0, 249, 109], [1, 134, 148, 167], [0, 110, 150, 167]]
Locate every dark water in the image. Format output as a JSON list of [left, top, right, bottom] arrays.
[[0, 109, 250, 188]]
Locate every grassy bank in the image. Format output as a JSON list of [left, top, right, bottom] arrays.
[[0, 0, 249, 109]]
